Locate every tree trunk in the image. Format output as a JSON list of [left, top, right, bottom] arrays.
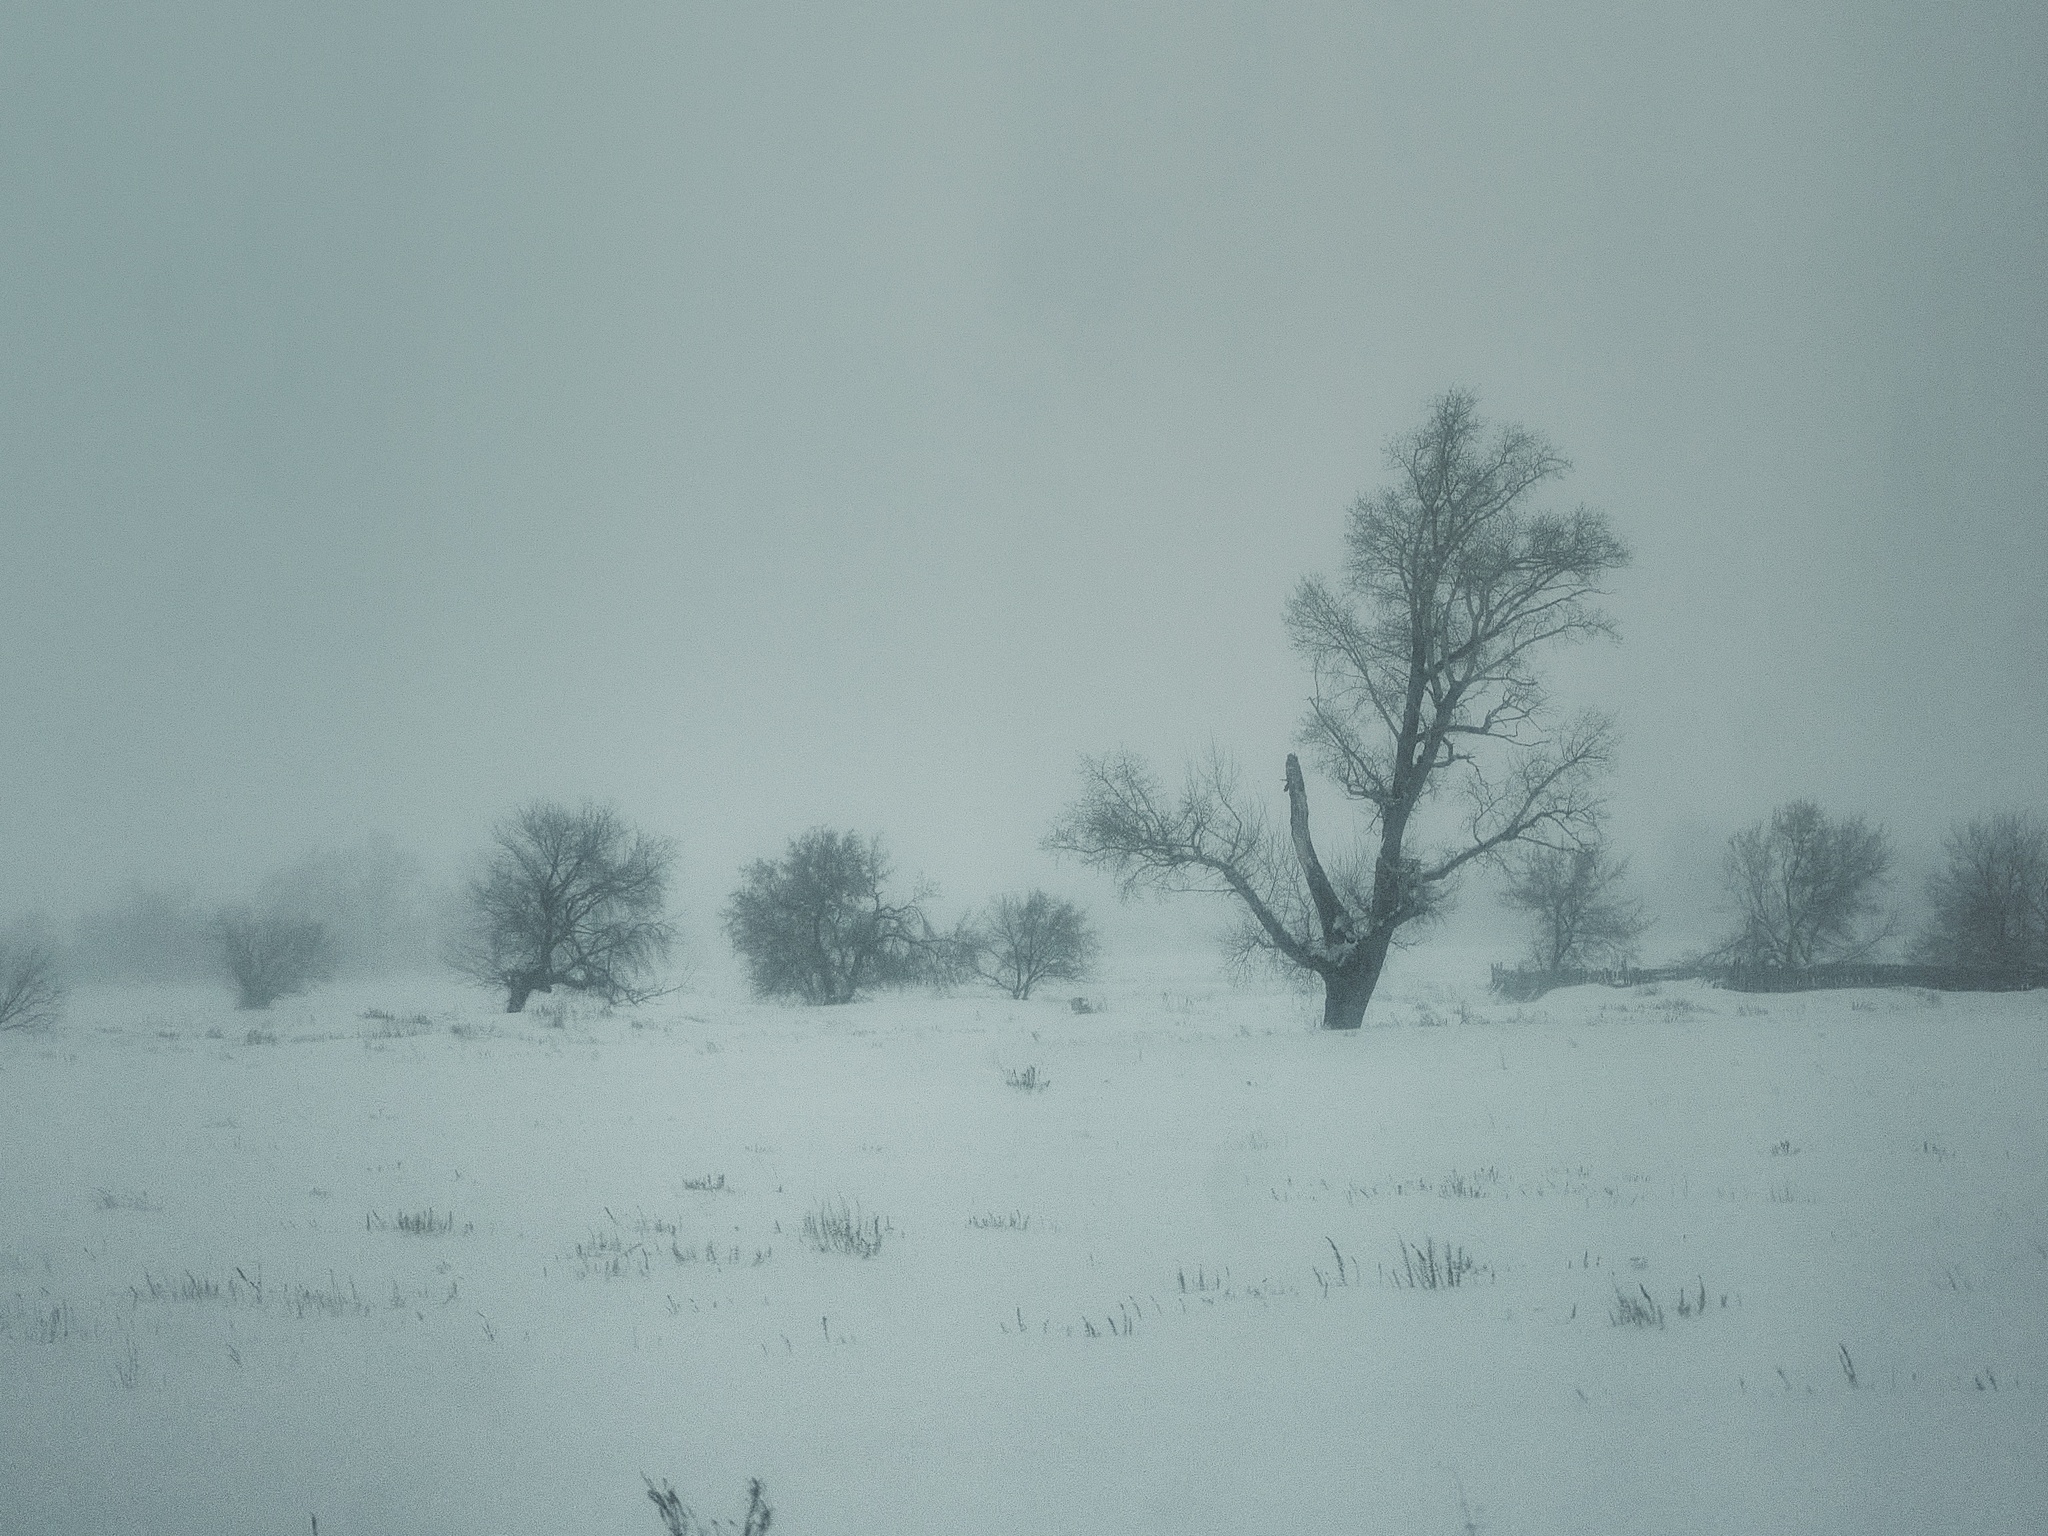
[[505, 972, 551, 1013], [1320, 933, 1395, 1030], [1320, 970, 1374, 1031]]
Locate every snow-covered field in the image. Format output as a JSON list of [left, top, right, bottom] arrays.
[[3, 952, 2044, 1535]]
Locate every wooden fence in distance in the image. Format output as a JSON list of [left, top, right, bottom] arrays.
[[1489, 960, 2046, 1002]]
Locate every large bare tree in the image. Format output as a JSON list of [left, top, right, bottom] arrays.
[[452, 801, 677, 1012], [1049, 390, 1628, 1029]]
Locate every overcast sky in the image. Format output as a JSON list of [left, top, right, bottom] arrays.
[[3, 3, 2044, 957]]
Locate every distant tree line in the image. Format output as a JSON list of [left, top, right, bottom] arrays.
[[0, 800, 1106, 1021], [1491, 802, 2048, 997]]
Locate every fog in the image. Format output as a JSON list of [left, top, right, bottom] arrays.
[[4, 4, 2044, 970]]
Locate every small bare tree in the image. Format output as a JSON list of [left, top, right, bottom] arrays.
[[1914, 811, 2048, 974], [957, 891, 1100, 1000], [452, 801, 677, 1012], [1500, 844, 1650, 974], [1049, 390, 1627, 1028], [724, 830, 932, 1005], [1720, 800, 1893, 969], [0, 942, 65, 1031], [216, 909, 336, 1009]]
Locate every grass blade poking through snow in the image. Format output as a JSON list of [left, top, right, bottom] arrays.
[[803, 1198, 887, 1258]]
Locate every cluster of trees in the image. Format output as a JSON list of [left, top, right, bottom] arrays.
[[0, 839, 435, 1021], [445, 808, 1100, 1014], [1702, 800, 2048, 977], [1046, 390, 2045, 1020], [1492, 798, 2048, 984], [0, 838, 442, 1020], [0, 801, 1105, 1022], [6, 391, 2036, 1030], [718, 830, 1098, 1006]]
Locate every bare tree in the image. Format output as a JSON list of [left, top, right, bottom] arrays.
[[956, 890, 1100, 1000], [216, 909, 336, 1009], [451, 801, 676, 1012], [1050, 390, 1627, 1029], [1914, 811, 2048, 974], [1720, 800, 1893, 969], [0, 942, 65, 1031], [1500, 844, 1650, 973], [724, 830, 932, 1005]]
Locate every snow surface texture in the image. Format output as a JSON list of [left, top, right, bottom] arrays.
[[2, 953, 2044, 1535]]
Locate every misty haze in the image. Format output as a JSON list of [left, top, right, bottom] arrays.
[[2, 6, 2044, 1534]]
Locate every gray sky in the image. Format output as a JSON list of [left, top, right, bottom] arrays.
[[4, 3, 2044, 954]]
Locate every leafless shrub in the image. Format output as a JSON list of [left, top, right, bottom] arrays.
[[645, 1476, 772, 1536], [0, 942, 64, 1031], [724, 830, 933, 1004], [953, 890, 1100, 1000], [216, 909, 335, 1010]]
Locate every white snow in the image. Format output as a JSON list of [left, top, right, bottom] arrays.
[[2, 954, 2044, 1534]]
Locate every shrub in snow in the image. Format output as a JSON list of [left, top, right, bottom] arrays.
[[724, 829, 933, 1004], [644, 1475, 772, 1536], [951, 890, 1101, 1000], [0, 941, 64, 1031], [216, 908, 335, 1010]]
